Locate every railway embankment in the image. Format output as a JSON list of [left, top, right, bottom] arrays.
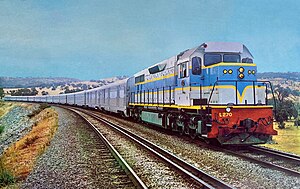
[[0, 102, 41, 154], [0, 102, 58, 188]]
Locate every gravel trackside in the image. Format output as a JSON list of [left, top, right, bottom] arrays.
[[22, 107, 136, 189]]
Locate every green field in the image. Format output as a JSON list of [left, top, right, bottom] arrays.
[[261, 122, 300, 155]]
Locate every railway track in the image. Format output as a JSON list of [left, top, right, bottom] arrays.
[[221, 146, 300, 177], [249, 145, 300, 163], [86, 107, 300, 178], [67, 106, 234, 189], [90, 107, 300, 178], [69, 108, 147, 189]]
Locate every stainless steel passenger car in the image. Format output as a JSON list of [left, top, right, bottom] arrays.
[[3, 78, 129, 116]]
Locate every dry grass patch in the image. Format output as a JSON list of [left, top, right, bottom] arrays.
[[0, 107, 58, 183], [0, 102, 15, 118]]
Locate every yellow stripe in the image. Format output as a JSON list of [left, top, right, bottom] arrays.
[[210, 105, 273, 109], [202, 62, 256, 69], [134, 85, 265, 104], [188, 62, 256, 69], [134, 89, 174, 95], [135, 73, 175, 85], [175, 85, 264, 103], [129, 103, 207, 110], [136, 62, 256, 85], [128, 103, 272, 110]]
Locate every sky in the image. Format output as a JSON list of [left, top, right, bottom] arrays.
[[0, 0, 299, 80]]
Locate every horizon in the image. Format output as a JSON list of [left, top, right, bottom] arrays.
[[1, 71, 300, 82], [0, 0, 299, 80]]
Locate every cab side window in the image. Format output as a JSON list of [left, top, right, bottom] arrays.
[[204, 53, 222, 66], [179, 62, 188, 78], [242, 57, 253, 63], [192, 57, 201, 75]]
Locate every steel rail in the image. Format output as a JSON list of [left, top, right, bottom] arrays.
[[219, 147, 300, 177], [77, 108, 234, 189], [69, 108, 148, 189], [249, 146, 300, 162]]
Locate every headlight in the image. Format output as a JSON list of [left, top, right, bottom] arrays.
[[239, 67, 244, 73], [223, 69, 227, 74], [238, 73, 245, 79], [252, 70, 255, 74], [228, 69, 233, 74], [226, 107, 231, 112], [248, 70, 251, 74]]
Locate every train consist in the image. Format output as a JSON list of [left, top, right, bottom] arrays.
[[5, 42, 277, 145]]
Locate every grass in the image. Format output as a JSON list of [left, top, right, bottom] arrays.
[[261, 122, 300, 155], [0, 125, 4, 134], [0, 159, 15, 187], [0, 102, 14, 118], [0, 107, 58, 185]]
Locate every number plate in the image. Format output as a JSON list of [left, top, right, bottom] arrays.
[[218, 112, 233, 117]]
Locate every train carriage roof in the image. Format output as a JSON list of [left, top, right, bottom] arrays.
[[179, 42, 254, 60], [203, 42, 243, 53]]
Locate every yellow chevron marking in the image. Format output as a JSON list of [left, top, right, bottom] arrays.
[[134, 85, 265, 104]]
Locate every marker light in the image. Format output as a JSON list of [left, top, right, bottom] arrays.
[[223, 69, 227, 74], [238, 73, 245, 79], [252, 70, 255, 74], [248, 70, 251, 74], [226, 107, 231, 112], [228, 69, 233, 74], [239, 67, 245, 73]]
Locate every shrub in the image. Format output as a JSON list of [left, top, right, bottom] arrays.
[[0, 159, 15, 187], [39, 103, 50, 110], [27, 103, 50, 118], [0, 125, 4, 134], [24, 136, 39, 147]]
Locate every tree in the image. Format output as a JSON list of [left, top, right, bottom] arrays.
[[273, 85, 298, 128], [10, 88, 38, 96], [0, 88, 4, 99]]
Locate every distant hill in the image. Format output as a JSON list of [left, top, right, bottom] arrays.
[[0, 77, 80, 88], [0, 76, 128, 88], [257, 72, 300, 81], [1, 76, 128, 96]]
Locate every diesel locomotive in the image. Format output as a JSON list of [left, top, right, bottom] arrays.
[[4, 42, 277, 145]]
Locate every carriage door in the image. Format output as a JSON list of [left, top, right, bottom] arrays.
[[190, 56, 204, 105], [176, 61, 190, 106]]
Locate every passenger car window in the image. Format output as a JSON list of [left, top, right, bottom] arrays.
[[204, 54, 222, 66], [192, 57, 201, 75], [223, 54, 240, 63], [135, 74, 145, 84], [179, 62, 188, 78]]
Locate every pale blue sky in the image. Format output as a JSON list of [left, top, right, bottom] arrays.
[[0, 0, 299, 80]]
